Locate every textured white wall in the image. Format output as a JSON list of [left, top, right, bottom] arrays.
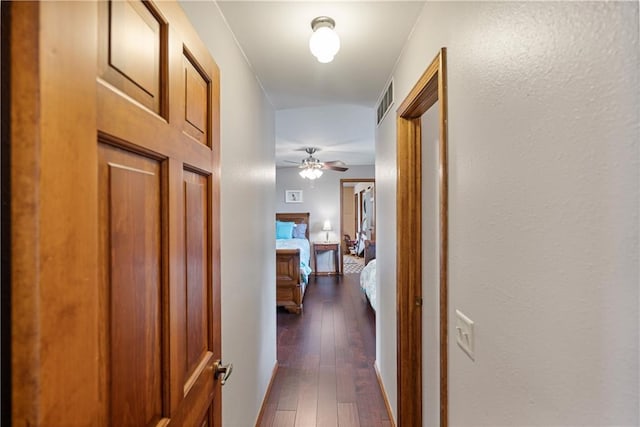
[[276, 166, 374, 270], [375, 89, 398, 421], [179, 2, 276, 426], [376, 2, 639, 425]]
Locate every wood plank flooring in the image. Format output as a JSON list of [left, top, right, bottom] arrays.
[[259, 274, 391, 427]]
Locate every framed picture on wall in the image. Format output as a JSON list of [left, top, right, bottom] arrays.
[[285, 190, 303, 203]]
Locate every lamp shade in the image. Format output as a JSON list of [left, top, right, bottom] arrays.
[[309, 17, 340, 63], [322, 219, 332, 241]]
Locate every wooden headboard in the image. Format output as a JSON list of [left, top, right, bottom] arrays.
[[276, 212, 310, 240]]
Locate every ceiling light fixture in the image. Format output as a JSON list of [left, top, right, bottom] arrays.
[[299, 161, 324, 180], [309, 16, 340, 63]]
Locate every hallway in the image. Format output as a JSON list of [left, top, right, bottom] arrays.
[[259, 274, 391, 426]]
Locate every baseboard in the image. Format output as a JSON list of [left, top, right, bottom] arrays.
[[254, 361, 279, 427], [374, 361, 397, 427]]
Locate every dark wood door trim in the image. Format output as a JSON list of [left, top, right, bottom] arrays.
[[396, 47, 448, 427]]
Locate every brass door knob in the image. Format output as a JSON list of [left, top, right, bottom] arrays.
[[213, 360, 233, 386]]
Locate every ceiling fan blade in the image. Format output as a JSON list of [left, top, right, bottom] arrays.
[[323, 160, 346, 166], [323, 160, 347, 167], [321, 160, 349, 172], [325, 166, 349, 172]]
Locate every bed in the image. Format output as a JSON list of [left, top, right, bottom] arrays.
[[359, 240, 377, 311], [276, 212, 312, 314]]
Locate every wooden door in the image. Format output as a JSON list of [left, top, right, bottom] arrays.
[[9, 1, 222, 425]]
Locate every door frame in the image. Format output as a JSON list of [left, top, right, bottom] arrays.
[[396, 47, 448, 427], [1, 3, 11, 422], [339, 178, 374, 272]]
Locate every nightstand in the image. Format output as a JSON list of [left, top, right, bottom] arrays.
[[313, 242, 342, 277]]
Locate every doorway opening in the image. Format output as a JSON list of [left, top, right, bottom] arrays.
[[265, 177, 387, 424], [396, 47, 448, 426], [340, 178, 375, 274]]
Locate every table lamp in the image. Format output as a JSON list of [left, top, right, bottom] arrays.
[[322, 220, 332, 242]]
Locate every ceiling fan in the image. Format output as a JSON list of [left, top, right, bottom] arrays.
[[286, 147, 348, 179]]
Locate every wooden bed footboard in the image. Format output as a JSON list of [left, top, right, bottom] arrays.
[[276, 249, 303, 314], [276, 212, 310, 314]]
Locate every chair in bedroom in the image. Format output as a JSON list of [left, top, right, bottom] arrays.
[[354, 230, 367, 257], [343, 234, 356, 255]]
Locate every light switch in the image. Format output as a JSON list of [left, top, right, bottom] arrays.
[[455, 309, 475, 360]]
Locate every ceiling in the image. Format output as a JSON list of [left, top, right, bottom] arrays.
[[275, 105, 375, 166], [216, 1, 425, 166]]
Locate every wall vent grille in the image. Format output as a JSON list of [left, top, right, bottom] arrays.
[[376, 79, 394, 126]]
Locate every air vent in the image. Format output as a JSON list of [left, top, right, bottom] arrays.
[[376, 79, 394, 126]]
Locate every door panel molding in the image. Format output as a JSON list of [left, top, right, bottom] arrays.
[[98, 0, 168, 117], [98, 143, 165, 426], [183, 170, 213, 386], [182, 48, 212, 147]]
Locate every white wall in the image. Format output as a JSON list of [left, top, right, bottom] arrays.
[[179, 2, 276, 426], [376, 2, 639, 425], [276, 165, 374, 270]]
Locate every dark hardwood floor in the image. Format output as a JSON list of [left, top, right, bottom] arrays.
[[259, 273, 391, 427]]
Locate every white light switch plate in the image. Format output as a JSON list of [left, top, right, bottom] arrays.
[[455, 309, 475, 360]]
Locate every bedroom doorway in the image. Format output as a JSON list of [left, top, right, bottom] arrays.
[[396, 48, 448, 426], [340, 178, 375, 274]]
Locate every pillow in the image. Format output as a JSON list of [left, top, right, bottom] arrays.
[[292, 223, 307, 239], [275, 221, 295, 239]]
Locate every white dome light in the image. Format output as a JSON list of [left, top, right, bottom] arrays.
[[309, 17, 340, 63]]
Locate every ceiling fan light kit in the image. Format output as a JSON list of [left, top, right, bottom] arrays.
[[293, 147, 349, 180], [299, 167, 323, 180], [309, 16, 340, 63]]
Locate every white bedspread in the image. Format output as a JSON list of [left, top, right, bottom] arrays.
[[359, 259, 377, 311]]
